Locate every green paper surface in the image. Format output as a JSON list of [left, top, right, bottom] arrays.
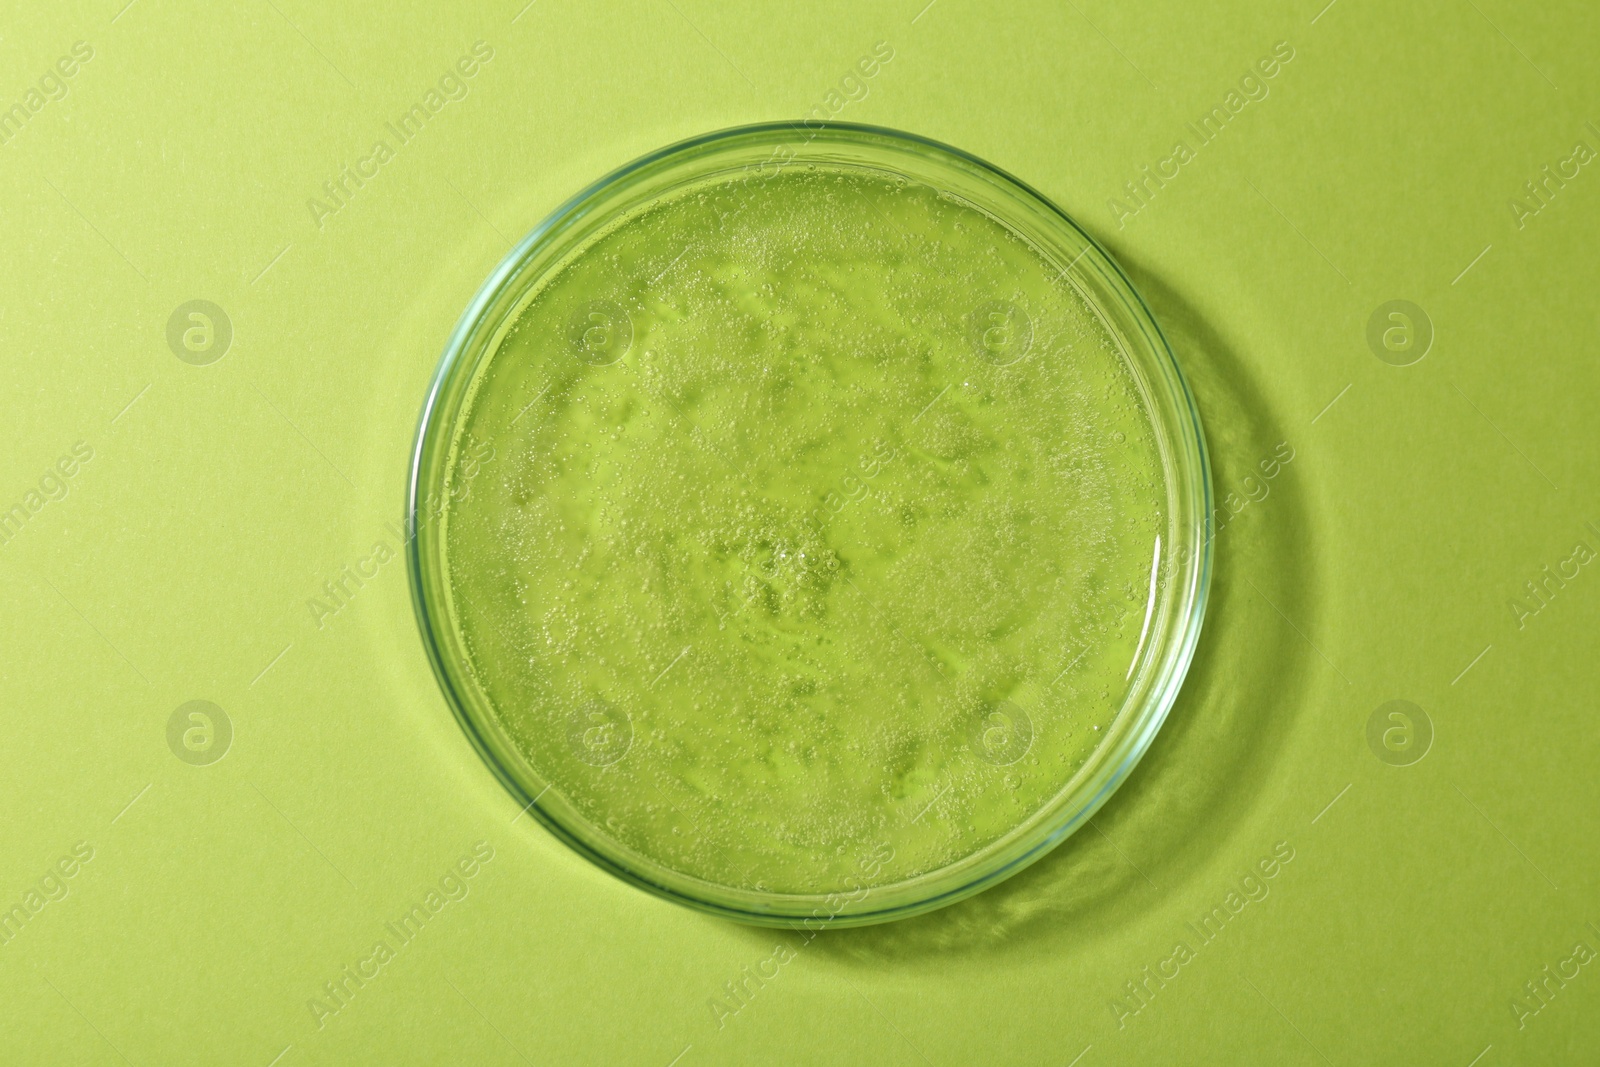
[[3, 1, 1598, 1063]]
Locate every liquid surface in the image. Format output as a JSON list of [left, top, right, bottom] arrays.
[[443, 165, 1165, 895]]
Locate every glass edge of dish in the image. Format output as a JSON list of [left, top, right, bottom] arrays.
[[405, 120, 1216, 928]]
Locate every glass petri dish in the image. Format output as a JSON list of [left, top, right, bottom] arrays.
[[408, 122, 1211, 927]]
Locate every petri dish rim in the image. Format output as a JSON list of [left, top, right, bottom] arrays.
[[407, 121, 1213, 928]]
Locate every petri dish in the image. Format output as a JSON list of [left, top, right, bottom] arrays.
[[408, 123, 1211, 927]]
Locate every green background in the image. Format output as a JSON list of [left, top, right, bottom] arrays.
[[3, 0, 1597, 1063]]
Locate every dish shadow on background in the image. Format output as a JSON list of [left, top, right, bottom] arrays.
[[754, 252, 1326, 970]]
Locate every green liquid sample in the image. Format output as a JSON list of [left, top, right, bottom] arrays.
[[444, 166, 1165, 894]]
